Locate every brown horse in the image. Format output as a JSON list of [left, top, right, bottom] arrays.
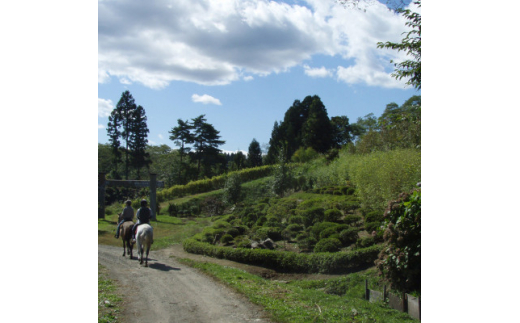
[[118, 213, 134, 258]]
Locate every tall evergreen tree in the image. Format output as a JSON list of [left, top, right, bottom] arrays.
[[129, 105, 150, 179], [116, 90, 137, 179], [169, 119, 194, 183], [247, 138, 263, 167], [191, 115, 225, 178], [106, 109, 122, 178], [302, 96, 333, 153]]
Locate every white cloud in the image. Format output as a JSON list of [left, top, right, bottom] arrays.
[[303, 65, 333, 78], [98, 124, 105, 129], [192, 94, 222, 105], [98, 98, 113, 117], [158, 134, 164, 139], [98, 0, 416, 89], [243, 75, 254, 81]]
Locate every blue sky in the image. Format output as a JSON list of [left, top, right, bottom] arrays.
[[98, 0, 420, 153]]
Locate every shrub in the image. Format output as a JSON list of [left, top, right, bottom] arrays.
[[356, 236, 376, 249], [324, 208, 342, 222], [364, 221, 382, 234], [320, 226, 341, 240], [376, 189, 421, 293], [235, 237, 251, 249], [254, 227, 282, 241], [310, 222, 338, 240], [301, 207, 325, 227], [314, 238, 342, 253], [226, 227, 240, 237], [183, 238, 382, 273], [200, 196, 225, 217], [365, 210, 383, 223], [222, 173, 243, 206], [167, 202, 178, 216], [289, 215, 304, 225], [343, 214, 362, 225], [220, 234, 233, 244], [338, 228, 359, 247]]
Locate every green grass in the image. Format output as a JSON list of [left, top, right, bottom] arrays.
[[98, 211, 212, 250], [98, 264, 122, 323], [178, 259, 418, 323]]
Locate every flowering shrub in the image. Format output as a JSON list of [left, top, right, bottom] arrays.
[[376, 189, 421, 292]]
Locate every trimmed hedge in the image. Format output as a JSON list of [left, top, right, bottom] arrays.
[[183, 238, 383, 274], [157, 165, 275, 202]]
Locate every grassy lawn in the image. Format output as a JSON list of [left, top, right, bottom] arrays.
[[178, 259, 418, 323], [98, 210, 212, 250], [98, 264, 122, 323]]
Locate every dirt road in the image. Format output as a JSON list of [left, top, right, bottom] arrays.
[[98, 244, 271, 323]]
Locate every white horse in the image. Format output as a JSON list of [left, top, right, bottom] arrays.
[[136, 223, 153, 267]]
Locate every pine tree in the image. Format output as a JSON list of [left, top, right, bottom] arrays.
[[129, 105, 150, 179], [191, 115, 225, 178], [169, 119, 194, 183], [116, 90, 137, 179], [106, 109, 122, 178], [247, 138, 262, 167]]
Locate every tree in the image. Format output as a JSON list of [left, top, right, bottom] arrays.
[[106, 110, 122, 178], [191, 115, 225, 178], [169, 119, 194, 183], [330, 116, 353, 147], [377, 0, 421, 89], [115, 90, 137, 179], [129, 105, 150, 179], [302, 96, 334, 153], [247, 138, 263, 168]]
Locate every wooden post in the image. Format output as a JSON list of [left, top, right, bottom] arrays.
[[98, 173, 106, 219], [150, 173, 157, 220]]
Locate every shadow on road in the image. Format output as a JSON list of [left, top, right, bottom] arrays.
[[149, 263, 181, 271]]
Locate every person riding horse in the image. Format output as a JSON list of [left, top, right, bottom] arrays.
[[115, 200, 134, 239], [131, 199, 152, 243]]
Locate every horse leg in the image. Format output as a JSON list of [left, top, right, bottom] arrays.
[[129, 239, 133, 259], [122, 239, 126, 257], [144, 243, 150, 267]]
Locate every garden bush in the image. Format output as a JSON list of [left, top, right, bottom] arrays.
[[343, 214, 362, 225], [376, 189, 421, 293], [324, 208, 342, 222], [338, 228, 359, 247], [300, 207, 325, 227], [314, 238, 342, 253], [220, 234, 233, 244], [365, 210, 383, 223], [253, 227, 282, 241], [310, 222, 338, 240]]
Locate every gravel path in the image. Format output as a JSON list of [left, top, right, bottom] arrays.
[[98, 244, 272, 323]]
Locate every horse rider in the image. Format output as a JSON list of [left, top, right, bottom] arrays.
[[115, 200, 134, 239], [131, 199, 152, 242]]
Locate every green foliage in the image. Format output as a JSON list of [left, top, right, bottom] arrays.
[[222, 173, 243, 206], [376, 189, 421, 293], [347, 149, 421, 213], [253, 227, 282, 241], [377, 0, 421, 89], [157, 165, 274, 201], [324, 208, 342, 222], [291, 147, 319, 163], [314, 238, 342, 253], [300, 207, 325, 227], [343, 214, 362, 225], [183, 238, 382, 274], [338, 228, 359, 247], [220, 234, 233, 244], [365, 210, 383, 223]]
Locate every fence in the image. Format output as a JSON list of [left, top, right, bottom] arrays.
[[365, 280, 421, 320]]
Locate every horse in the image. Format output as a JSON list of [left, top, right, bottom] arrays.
[[118, 213, 134, 258], [136, 223, 153, 267]]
